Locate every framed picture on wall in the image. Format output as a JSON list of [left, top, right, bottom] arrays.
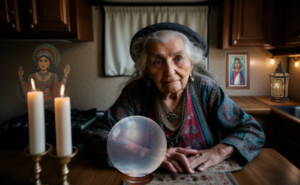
[[226, 52, 250, 89]]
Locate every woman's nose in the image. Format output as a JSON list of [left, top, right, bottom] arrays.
[[163, 60, 176, 75]]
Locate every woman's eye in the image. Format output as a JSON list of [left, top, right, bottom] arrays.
[[153, 60, 163, 66], [175, 56, 183, 62]]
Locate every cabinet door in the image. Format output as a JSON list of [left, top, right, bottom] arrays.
[[24, 0, 71, 33], [0, 0, 21, 33], [0, 0, 92, 40], [231, 0, 274, 47], [221, 0, 274, 49], [285, 0, 300, 46], [276, 133, 300, 169]]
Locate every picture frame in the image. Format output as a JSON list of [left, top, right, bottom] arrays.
[[226, 52, 250, 89]]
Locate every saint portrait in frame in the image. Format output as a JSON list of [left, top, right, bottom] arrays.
[[226, 52, 250, 89]]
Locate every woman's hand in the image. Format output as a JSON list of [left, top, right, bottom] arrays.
[[18, 66, 24, 79], [188, 144, 237, 172], [160, 147, 198, 174], [64, 64, 70, 76]]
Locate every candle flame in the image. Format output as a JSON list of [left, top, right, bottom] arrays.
[[60, 84, 65, 97], [31, 78, 36, 91]]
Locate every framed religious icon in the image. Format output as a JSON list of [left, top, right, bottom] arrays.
[[17, 44, 71, 108], [226, 52, 250, 89]]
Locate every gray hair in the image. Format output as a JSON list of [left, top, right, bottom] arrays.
[[129, 30, 215, 82]]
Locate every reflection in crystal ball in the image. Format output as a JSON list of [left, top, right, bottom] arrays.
[[107, 116, 167, 177]]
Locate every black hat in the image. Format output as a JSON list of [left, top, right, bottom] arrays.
[[130, 22, 208, 62]]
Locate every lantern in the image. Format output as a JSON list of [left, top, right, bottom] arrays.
[[269, 62, 290, 103]]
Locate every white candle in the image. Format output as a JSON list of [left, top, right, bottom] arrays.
[[55, 84, 72, 156], [27, 78, 45, 154]]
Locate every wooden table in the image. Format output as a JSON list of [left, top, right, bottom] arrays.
[[0, 148, 299, 185], [254, 96, 300, 106]]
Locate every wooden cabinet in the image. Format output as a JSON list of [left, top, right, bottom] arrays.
[[284, 0, 300, 46], [252, 115, 275, 148], [24, 0, 72, 33], [0, 0, 93, 41], [272, 110, 300, 169], [220, 0, 275, 49], [268, 0, 300, 56], [276, 133, 300, 169], [0, 0, 21, 33]]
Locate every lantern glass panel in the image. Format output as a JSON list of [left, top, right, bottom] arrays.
[[271, 77, 284, 97], [285, 78, 289, 97]]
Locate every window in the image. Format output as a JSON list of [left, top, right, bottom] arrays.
[[103, 6, 208, 76]]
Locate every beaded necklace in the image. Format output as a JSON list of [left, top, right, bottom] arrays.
[[155, 88, 187, 147], [38, 71, 50, 80], [159, 92, 184, 123]]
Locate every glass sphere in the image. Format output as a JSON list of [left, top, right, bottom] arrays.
[[107, 116, 167, 177]]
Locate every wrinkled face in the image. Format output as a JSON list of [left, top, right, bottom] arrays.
[[146, 37, 193, 94], [37, 56, 50, 70]]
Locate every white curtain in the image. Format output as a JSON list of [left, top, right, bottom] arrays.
[[104, 6, 208, 76]]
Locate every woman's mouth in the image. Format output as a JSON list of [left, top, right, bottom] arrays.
[[163, 79, 179, 84]]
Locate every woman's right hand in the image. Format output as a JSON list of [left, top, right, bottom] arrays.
[[160, 147, 198, 174], [18, 66, 24, 79]]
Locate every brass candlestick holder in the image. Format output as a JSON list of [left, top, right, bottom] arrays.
[[49, 146, 78, 185], [23, 143, 53, 185]]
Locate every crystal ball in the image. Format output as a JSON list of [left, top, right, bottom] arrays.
[[107, 116, 167, 177]]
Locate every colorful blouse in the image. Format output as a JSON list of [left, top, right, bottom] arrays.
[[84, 75, 265, 167]]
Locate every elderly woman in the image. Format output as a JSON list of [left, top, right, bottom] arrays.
[[84, 23, 265, 174]]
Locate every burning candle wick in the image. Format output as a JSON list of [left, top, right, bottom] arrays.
[[31, 78, 36, 91], [60, 84, 65, 97]]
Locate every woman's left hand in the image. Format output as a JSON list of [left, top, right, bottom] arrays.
[[188, 144, 237, 172], [64, 64, 70, 76], [160, 147, 198, 174]]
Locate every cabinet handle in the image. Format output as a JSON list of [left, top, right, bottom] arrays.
[[11, 10, 14, 14], [29, 24, 34, 29], [11, 24, 15, 29], [233, 40, 237, 44], [28, 9, 32, 14]]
